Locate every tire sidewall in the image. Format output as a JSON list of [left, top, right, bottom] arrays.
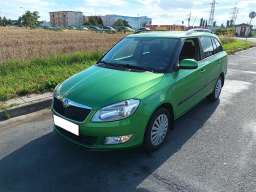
[[143, 107, 171, 152], [214, 76, 222, 99]]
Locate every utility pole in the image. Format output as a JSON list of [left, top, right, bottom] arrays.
[[208, 0, 217, 27], [230, 2, 238, 27], [234, 9, 239, 26], [187, 11, 193, 28], [192, 16, 197, 28]]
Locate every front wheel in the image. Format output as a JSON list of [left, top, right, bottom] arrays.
[[143, 108, 171, 152], [207, 76, 222, 102]]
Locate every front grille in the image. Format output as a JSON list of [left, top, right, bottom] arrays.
[[55, 125, 97, 146], [53, 97, 91, 122]]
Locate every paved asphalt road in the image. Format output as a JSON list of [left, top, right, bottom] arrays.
[[1, 48, 256, 192], [237, 37, 256, 43]]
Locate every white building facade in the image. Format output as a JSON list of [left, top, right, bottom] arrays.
[[104, 15, 152, 29]]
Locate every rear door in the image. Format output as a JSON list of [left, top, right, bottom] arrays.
[[199, 37, 219, 97]]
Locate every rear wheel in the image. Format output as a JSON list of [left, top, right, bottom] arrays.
[[143, 108, 171, 152], [207, 76, 222, 102]]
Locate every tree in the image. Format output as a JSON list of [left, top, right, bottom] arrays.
[[226, 20, 229, 27], [199, 18, 203, 27], [213, 21, 216, 27], [122, 20, 131, 28], [97, 17, 103, 26], [2, 16, 8, 26], [17, 16, 22, 26], [83, 16, 103, 27], [0, 17, 2, 26], [230, 19, 234, 27], [7, 19, 13, 25], [21, 11, 41, 28], [88, 16, 99, 26], [113, 19, 124, 26]]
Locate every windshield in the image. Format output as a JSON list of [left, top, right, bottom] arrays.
[[100, 37, 178, 73]]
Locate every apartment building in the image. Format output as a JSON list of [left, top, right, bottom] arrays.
[[49, 11, 83, 27]]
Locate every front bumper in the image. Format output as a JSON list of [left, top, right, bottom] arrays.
[[52, 109, 149, 150]]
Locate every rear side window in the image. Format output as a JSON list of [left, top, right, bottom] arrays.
[[211, 38, 218, 54], [200, 37, 214, 58], [213, 38, 223, 52]]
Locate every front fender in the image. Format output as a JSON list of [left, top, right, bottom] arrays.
[[135, 73, 177, 119]]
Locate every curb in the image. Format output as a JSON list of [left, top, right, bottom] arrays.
[[0, 97, 52, 121]]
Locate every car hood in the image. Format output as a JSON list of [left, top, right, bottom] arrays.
[[54, 65, 164, 109]]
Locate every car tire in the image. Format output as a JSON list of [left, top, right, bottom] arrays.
[[206, 75, 222, 102], [143, 107, 171, 152]]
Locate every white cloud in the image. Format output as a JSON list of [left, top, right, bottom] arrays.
[[84, 0, 127, 7]]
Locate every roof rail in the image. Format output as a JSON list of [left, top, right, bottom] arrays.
[[186, 28, 213, 35], [133, 29, 167, 34]]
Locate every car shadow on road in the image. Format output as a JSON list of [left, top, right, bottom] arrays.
[[0, 99, 220, 192]]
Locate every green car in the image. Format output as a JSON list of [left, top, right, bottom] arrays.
[[52, 29, 227, 151]]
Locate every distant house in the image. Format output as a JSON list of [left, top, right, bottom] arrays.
[[235, 23, 252, 37]]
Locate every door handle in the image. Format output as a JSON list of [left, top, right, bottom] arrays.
[[217, 60, 221, 64], [201, 69, 205, 73]]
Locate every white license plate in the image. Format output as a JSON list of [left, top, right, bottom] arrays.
[[53, 115, 79, 136]]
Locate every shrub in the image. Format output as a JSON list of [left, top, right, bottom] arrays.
[[219, 33, 236, 44], [107, 30, 117, 34], [215, 28, 228, 35], [248, 32, 254, 37]]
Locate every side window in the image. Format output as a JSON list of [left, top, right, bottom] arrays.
[[213, 38, 223, 52], [200, 37, 214, 58], [211, 37, 218, 54], [179, 38, 201, 62]]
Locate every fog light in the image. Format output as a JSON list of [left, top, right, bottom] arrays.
[[105, 134, 134, 145]]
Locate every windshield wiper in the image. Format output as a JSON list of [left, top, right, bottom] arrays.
[[124, 64, 155, 73], [97, 61, 155, 72], [97, 61, 121, 68]]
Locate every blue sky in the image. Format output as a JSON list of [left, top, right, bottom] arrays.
[[0, 0, 255, 26]]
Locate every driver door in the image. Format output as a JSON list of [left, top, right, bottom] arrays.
[[174, 38, 205, 117]]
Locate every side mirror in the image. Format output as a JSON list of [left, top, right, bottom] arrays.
[[179, 59, 198, 70], [103, 52, 107, 56]]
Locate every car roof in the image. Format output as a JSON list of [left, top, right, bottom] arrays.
[[128, 31, 217, 38]]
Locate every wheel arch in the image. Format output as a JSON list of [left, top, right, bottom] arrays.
[[220, 72, 225, 87], [147, 102, 175, 131]]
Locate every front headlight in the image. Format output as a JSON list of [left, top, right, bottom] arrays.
[[92, 99, 140, 122]]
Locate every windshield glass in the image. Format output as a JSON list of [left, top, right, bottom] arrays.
[[100, 37, 178, 73]]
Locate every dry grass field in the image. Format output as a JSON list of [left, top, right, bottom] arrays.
[[0, 27, 129, 61]]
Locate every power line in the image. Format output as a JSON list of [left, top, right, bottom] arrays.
[[208, 0, 217, 27], [186, 11, 194, 27], [230, 2, 239, 26]]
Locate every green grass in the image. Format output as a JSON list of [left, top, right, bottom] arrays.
[[0, 51, 103, 101], [221, 39, 256, 54]]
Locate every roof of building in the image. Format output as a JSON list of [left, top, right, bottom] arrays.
[[128, 30, 216, 38], [235, 23, 253, 27]]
